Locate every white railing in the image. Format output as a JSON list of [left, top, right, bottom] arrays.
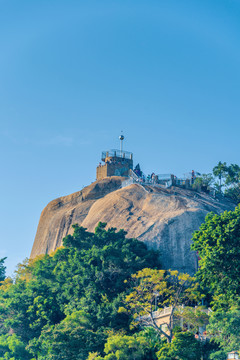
[[153, 306, 172, 318], [129, 170, 172, 189]]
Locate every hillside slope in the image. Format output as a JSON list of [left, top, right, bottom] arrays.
[[31, 176, 234, 274]]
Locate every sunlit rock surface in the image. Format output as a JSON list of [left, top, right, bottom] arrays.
[[31, 176, 234, 274]]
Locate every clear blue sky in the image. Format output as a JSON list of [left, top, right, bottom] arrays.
[[1, 0, 240, 275]]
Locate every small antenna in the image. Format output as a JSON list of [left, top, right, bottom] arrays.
[[119, 131, 124, 154]]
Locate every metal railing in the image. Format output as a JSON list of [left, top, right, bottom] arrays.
[[153, 305, 212, 319], [129, 170, 172, 188], [153, 306, 172, 318], [101, 149, 133, 161], [157, 174, 172, 180]]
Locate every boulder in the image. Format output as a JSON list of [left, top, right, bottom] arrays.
[[30, 176, 234, 274]]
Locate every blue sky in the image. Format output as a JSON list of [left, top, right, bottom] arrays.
[[0, 0, 240, 275]]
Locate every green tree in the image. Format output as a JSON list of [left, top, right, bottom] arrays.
[[224, 186, 240, 204], [0, 223, 161, 359], [0, 334, 34, 360], [0, 258, 64, 342], [224, 164, 240, 204], [0, 258, 6, 282], [209, 350, 227, 360], [213, 161, 227, 194], [90, 328, 161, 360], [207, 306, 240, 353], [123, 268, 199, 343], [156, 332, 201, 360], [191, 206, 240, 306], [175, 306, 209, 338], [192, 174, 214, 191], [28, 311, 104, 360], [226, 164, 240, 185]]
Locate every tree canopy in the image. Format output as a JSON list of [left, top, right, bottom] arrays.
[[0, 258, 6, 282], [0, 223, 160, 359], [2, 212, 240, 358], [123, 268, 200, 343], [210, 161, 240, 203], [191, 205, 240, 306]]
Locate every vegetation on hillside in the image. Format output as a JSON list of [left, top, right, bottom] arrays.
[[192, 205, 240, 306], [195, 161, 240, 204], [0, 223, 160, 359], [123, 268, 199, 343], [0, 204, 240, 359]]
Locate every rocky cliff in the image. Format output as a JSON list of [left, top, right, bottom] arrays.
[[31, 176, 234, 274]]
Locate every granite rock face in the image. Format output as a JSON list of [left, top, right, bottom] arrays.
[[31, 177, 234, 274]]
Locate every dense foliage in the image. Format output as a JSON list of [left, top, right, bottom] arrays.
[[191, 205, 240, 358], [1, 204, 240, 359], [196, 161, 240, 203], [91, 328, 161, 360], [191, 205, 240, 306], [188, 161, 240, 204], [124, 268, 200, 343], [0, 223, 160, 359], [0, 258, 6, 282]]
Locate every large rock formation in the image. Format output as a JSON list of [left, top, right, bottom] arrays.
[[31, 176, 234, 274]]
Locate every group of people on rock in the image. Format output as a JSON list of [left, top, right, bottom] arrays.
[[133, 164, 159, 184]]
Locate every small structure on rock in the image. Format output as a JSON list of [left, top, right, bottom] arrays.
[[96, 134, 133, 180]]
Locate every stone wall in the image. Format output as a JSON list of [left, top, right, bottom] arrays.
[[96, 158, 133, 180]]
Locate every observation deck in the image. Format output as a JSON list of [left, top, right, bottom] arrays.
[[101, 149, 133, 162], [97, 149, 133, 180]]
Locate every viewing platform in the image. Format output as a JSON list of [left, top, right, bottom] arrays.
[[101, 149, 133, 162], [97, 149, 133, 180], [96, 136, 208, 195]]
